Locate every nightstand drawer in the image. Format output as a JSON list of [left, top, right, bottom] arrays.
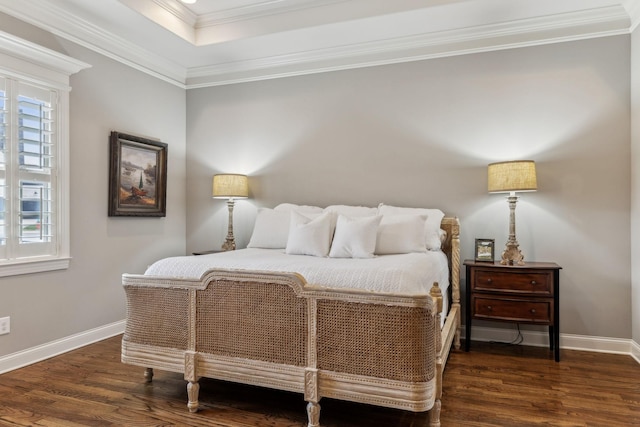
[[473, 296, 552, 323], [473, 270, 552, 295]]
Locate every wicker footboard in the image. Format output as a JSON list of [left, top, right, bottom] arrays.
[[122, 270, 446, 426], [122, 217, 460, 427]]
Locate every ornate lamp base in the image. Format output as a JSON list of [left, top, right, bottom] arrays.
[[221, 238, 236, 251], [221, 198, 237, 251], [500, 194, 525, 266], [500, 242, 525, 265]]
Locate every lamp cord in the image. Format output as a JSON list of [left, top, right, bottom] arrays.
[[489, 324, 524, 346]]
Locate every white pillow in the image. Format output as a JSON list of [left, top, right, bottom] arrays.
[[274, 203, 323, 214], [285, 211, 334, 257], [247, 208, 290, 249], [329, 215, 382, 258], [378, 204, 445, 250], [375, 214, 428, 255], [324, 205, 378, 217]]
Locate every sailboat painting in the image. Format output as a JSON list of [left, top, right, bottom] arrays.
[[108, 131, 167, 217], [121, 147, 154, 201]]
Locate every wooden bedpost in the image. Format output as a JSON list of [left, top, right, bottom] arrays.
[[441, 217, 461, 350], [450, 218, 461, 350], [430, 283, 443, 318], [144, 368, 153, 383], [429, 283, 443, 427], [307, 402, 321, 427], [185, 351, 200, 412], [187, 381, 200, 413]]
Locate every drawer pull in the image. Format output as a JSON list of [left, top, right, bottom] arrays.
[[486, 305, 492, 311], [531, 309, 536, 314], [486, 278, 492, 284], [531, 280, 537, 285]]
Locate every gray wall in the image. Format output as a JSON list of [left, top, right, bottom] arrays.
[[0, 12, 632, 356], [187, 36, 631, 339], [0, 14, 186, 356], [631, 27, 640, 346]]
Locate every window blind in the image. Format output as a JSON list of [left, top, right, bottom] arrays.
[[0, 77, 58, 260]]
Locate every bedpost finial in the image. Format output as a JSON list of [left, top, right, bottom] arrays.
[[430, 282, 443, 314]]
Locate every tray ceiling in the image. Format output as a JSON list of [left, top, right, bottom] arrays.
[[0, 0, 637, 88]]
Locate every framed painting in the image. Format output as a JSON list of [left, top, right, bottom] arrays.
[[108, 131, 167, 217], [474, 238, 495, 262]]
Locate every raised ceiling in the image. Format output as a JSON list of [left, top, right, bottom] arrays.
[[0, 0, 638, 88]]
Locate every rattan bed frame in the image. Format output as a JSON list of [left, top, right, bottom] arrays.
[[121, 217, 460, 427]]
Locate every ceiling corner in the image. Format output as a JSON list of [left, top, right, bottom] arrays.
[[622, 0, 640, 32]]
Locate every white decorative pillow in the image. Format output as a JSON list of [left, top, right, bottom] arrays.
[[378, 204, 445, 250], [274, 203, 323, 214], [375, 214, 428, 255], [324, 205, 378, 217], [247, 208, 290, 249], [285, 211, 333, 257], [329, 215, 382, 259]]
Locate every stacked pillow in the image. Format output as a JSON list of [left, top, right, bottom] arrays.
[[247, 203, 446, 258], [327, 213, 382, 258], [377, 204, 445, 251], [286, 211, 334, 257]]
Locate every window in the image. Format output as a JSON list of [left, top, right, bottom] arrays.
[[0, 79, 56, 259], [0, 32, 89, 276]]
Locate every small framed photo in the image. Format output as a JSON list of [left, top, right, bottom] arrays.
[[108, 131, 168, 217], [474, 238, 495, 262]]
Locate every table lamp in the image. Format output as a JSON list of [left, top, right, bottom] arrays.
[[488, 160, 537, 265], [213, 174, 248, 251]]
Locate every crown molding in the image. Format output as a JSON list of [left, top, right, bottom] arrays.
[[186, 5, 631, 88], [0, 30, 90, 77], [0, 0, 187, 88], [195, 0, 346, 29], [0, 30, 90, 91], [0, 1, 633, 89], [151, 0, 197, 27], [118, 0, 196, 44], [623, 0, 640, 32], [118, 0, 347, 46]]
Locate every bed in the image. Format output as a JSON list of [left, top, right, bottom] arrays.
[[121, 204, 461, 426]]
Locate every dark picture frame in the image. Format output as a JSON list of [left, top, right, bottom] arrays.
[[474, 238, 495, 262], [108, 131, 167, 217]]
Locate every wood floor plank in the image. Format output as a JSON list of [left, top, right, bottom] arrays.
[[0, 336, 638, 426]]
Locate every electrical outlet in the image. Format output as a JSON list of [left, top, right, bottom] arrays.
[[0, 317, 10, 335]]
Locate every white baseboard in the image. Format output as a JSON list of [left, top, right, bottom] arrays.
[[632, 340, 640, 364], [0, 320, 125, 374], [465, 325, 636, 358], [1, 322, 637, 374]]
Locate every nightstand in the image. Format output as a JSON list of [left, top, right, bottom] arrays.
[[464, 260, 562, 361]]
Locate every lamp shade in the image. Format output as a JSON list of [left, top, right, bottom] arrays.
[[488, 160, 537, 193], [212, 174, 249, 199]]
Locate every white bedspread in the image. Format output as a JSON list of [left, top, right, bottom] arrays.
[[145, 248, 450, 297]]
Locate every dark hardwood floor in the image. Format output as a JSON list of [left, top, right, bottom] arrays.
[[0, 335, 638, 426]]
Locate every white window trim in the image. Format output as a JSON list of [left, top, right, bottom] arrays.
[[0, 31, 90, 276]]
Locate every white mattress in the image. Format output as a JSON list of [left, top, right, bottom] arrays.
[[145, 248, 449, 298]]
